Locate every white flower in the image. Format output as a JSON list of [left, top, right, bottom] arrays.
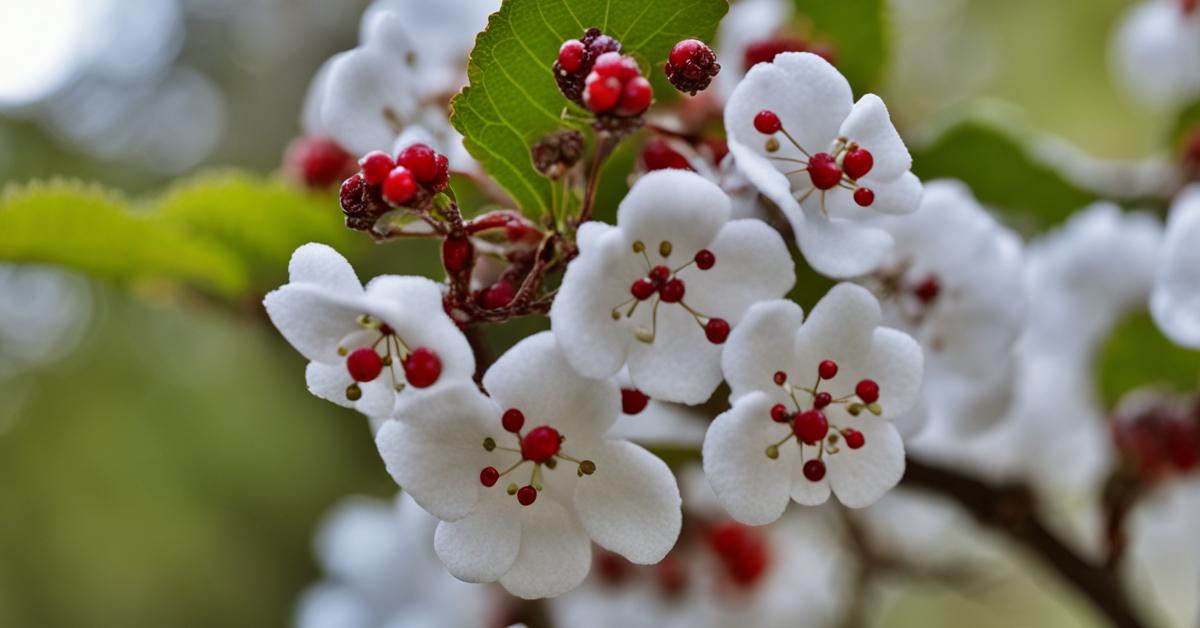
[[1111, 0, 1200, 108], [610, 370, 708, 448], [550, 169, 795, 405], [860, 180, 1026, 436], [375, 331, 682, 599], [1123, 477, 1200, 627], [295, 493, 497, 628], [1151, 185, 1200, 348], [725, 52, 923, 278], [703, 283, 923, 524], [263, 243, 474, 419]]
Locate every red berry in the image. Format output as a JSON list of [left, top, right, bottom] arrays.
[[502, 408, 525, 433], [648, 265, 671, 284], [480, 280, 515, 310], [814, 392, 832, 409], [382, 166, 417, 205], [621, 388, 650, 415], [659, 278, 685, 303], [288, 135, 356, 188], [803, 459, 826, 481], [431, 153, 451, 192], [842, 147, 873, 180], [441, 236, 473, 273], [359, 150, 395, 185], [770, 403, 790, 423], [818, 360, 838, 380], [753, 110, 781, 134], [772, 370, 787, 385], [480, 466, 500, 487], [665, 39, 720, 95], [521, 426, 561, 463], [669, 39, 704, 67], [694, 249, 715, 270], [396, 143, 439, 182], [793, 409, 829, 445], [617, 76, 653, 117], [844, 429, 865, 449], [912, 274, 940, 305], [705, 318, 730, 344], [854, 187, 875, 207], [642, 137, 692, 171], [631, 278, 657, 300], [592, 52, 638, 80], [517, 485, 538, 506], [856, 379, 880, 403], [402, 347, 442, 388], [557, 39, 586, 73], [807, 152, 842, 190], [584, 74, 622, 112], [346, 347, 383, 382]]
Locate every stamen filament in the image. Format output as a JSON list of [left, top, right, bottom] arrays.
[[779, 128, 812, 159]]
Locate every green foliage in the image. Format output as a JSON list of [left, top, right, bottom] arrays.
[[1096, 313, 1200, 408], [0, 174, 353, 299], [451, 0, 727, 217], [792, 0, 888, 91], [1169, 100, 1200, 152], [912, 117, 1096, 230]]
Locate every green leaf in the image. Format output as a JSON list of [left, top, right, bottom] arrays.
[[912, 116, 1096, 230], [1096, 313, 1200, 408], [792, 0, 888, 91], [1169, 99, 1200, 152], [0, 180, 247, 297], [451, 0, 728, 217]]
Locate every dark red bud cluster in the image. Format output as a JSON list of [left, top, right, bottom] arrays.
[[554, 28, 622, 104], [1111, 394, 1200, 481], [664, 39, 720, 95], [339, 143, 450, 233]]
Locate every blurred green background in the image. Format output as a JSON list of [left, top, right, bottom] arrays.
[[0, 0, 1181, 626]]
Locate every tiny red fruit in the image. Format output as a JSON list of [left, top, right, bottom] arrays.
[[382, 166, 417, 205], [557, 39, 586, 73], [359, 150, 395, 186], [396, 143, 439, 182]]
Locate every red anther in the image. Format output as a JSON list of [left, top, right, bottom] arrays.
[[753, 110, 781, 134], [855, 379, 880, 403], [813, 392, 832, 409], [648, 265, 671, 285], [803, 459, 826, 481], [844, 428, 865, 449], [793, 409, 829, 445], [517, 485, 538, 506], [705, 318, 730, 344], [772, 370, 787, 385], [642, 137, 692, 171], [621, 388, 650, 415], [402, 347, 442, 388], [659, 278, 685, 303], [694, 249, 715, 270], [631, 278, 657, 300], [557, 39, 586, 73], [842, 147, 874, 180], [853, 187, 875, 207], [818, 359, 838, 380], [396, 143, 440, 182], [382, 166, 417, 205], [441, 236, 473, 274], [616, 76, 653, 117], [346, 347, 383, 382], [807, 152, 842, 190], [770, 403, 790, 423], [480, 466, 500, 487], [912, 274, 940, 305], [521, 426, 561, 463], [584, 74, 622, 112], [359, 150, 395, 185], [502, 408, 525, 433]]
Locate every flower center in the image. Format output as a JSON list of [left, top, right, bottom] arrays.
[[762, 362, 877, 481], [611, 240, 730, 345], [337, 316, 442, 401], [753, 109, 876, 214], [479, 408, 596, 507]]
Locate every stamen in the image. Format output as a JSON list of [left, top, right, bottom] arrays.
[[659, 241, 673, 257]]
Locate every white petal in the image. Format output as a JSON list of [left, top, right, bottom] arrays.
[[701, 392, 795, 525], [287, 243, 363, 296], [722, 299, 806, 402], [616, 170, 730, 256], [306, 361, 355, 409], [1112, 1, 1200, 108], [264, 284, 365, 363], [626, 303, 724, 404], [499, 498, 592, 599], [483, 332, 621, 438], [573, 440, 681, 564], [362, 275, 476, 387], [838, 94, 911, 180], [434, 490, 521, 583], [609, 400, 708, 447], [684, 219, 796, 323], [863, 327, 924, 420], [827, 418, 905, 508], [793, 210, 894, 279], [1152, 186, 1200, 348], [789, 459, 832, 506], [550, 223, 640, 380], [356, 377, 399, 417], [793, 283, 883, 374], [828, 171, 923, 218]]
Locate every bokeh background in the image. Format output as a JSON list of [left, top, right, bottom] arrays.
[[0, 0, 1185, 626]]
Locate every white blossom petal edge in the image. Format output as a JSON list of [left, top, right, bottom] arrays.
[[1152, 184, 1200, 348], [551, 169, 795, 404], [375, 331, 682, 599], [703, 284, 923, 524]]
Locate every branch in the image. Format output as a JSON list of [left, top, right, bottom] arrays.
[[901, 457, 1148, 628]]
